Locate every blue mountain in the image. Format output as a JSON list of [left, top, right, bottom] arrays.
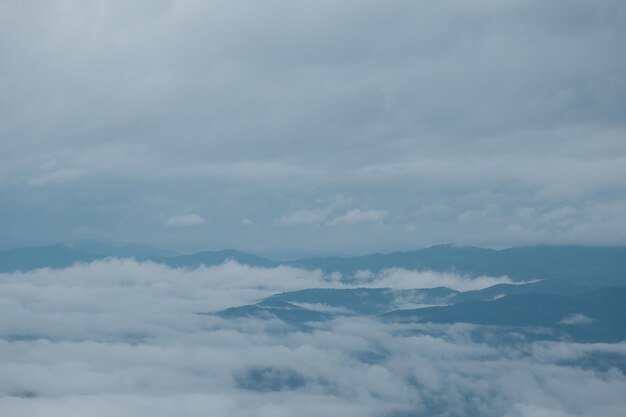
[[215, 287, 459, 325], [0, 245, 98, 273], [285, 245, 626, 285], [155, 250, 276, 269], [66, 241, 179, 259], [384, 287, 626, 343], [0, 245, 275, 272], [2, 244, 625, 289]]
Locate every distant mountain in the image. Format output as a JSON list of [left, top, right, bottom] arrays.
[[384, 287, 626, 343], [4, 243, 623, 343], [216, 301, 333, 324], [155, 250, 276, 269], [451, 279, 586, 303], [217, 285, 626, 342], [65, 241, 180, 259], [0, 246, 275, 272], [285, 245, 626, 285], [0, 245, 98, 273], [215, 287, 459, 324], [215, 280, 589, 323], [263, 287, 458, 314], [1, 244, 625, 288]]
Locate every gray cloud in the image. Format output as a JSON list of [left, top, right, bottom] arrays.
[[165, 213, 206, 227], [0, 0, 625, 252], [274, 208, 330, 226], [327, 209, 388, 226], [275, 206, 389, 228]]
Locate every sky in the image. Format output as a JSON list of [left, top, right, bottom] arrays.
[[1, 0, 626, 256]]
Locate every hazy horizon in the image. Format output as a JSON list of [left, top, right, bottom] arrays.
[[5, 239, 626, 261]]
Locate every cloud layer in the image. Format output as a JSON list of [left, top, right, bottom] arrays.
[[0, 261, 624, 416]]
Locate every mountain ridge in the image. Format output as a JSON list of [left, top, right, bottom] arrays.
[[1, 244, 625, 287]]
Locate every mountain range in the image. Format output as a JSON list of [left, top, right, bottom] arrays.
[[2, 243, 625, 287], [2, 242, 625, 343]]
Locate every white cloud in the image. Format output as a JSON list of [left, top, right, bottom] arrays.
[[0, 262, 625, 417], [370, 269, 520, 292], [540, 207, 578, 225], [274, 199, 378, 228], [241, 218, 254, 226], [274, 208, 329, 226], [290, 302, 353, 314], [457, 204, 499, 223], [27, 168, 83, 186], [165, 214, 206, 227], [327, 209, 388, 226], [560, 314, 594, 325]]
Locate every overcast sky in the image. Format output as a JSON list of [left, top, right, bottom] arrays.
[[1, 0, 625, 256]]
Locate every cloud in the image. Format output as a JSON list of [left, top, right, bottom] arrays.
[[164, 214, 206, 227], [274, 208, 330, 226], [327, 209, 388, 226], [1, 0, 626, 250], [0, 261, 625, 416], [540, 207, 578, 225], [290, 302, 354, 314], [560, 314, 594, 325], [275, 207, 389, 228], [369, 268, 520, 292], [405, 223, 420, 232], [27, 168, 84, 186], [241, 218, 254, 226]]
